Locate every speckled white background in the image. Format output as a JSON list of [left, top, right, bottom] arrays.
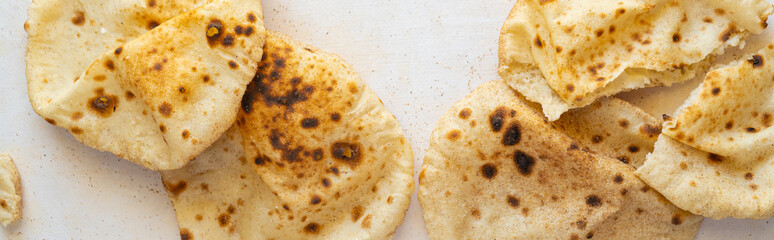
[[0, 0, 772, 239]]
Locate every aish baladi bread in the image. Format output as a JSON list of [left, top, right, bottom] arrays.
[[0, 154, 22, 227], [419, 80, 700, 240], [637, 45, 774, 219], [161, 127, 256, 240], [161, 31, 414, 239], [26, 0, 266, 170], [498, 0, 773, 120]]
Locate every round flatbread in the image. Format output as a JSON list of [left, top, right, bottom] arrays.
[[26, 0, 207, 111], [26, 0, 266, 169], [237, 31, 414, 239], [162, 31, 414, 239], [498, 0, 773, 120], [0, 154, 22, 227], [638, 44, 774, 219], [420, 80, 700, 240]]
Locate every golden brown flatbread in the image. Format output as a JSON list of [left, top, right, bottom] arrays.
[[498, 0, 773, 120], [237, 31, 414, 239], [162, 31, 414, 239], [26, 0, 266, 169], [638, 44, 774, 219], [420, 80, 700, 240], [161, 127, 256, 239]]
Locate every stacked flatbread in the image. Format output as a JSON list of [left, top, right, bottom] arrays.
[[0, 154, 22, 227], [419, 80, 701, 239], [638, 45, 774, 219], [26, 0, 266, 170], [499, 0, 773, 120], [26, 0, 414, 238], [493, 0, 774, 224], [161, 31, 414, 239]]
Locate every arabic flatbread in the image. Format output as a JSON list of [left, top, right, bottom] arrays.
[[161, 127, 256, 239], [237, 31, 414, 239], [162, 31, 414, 239], [498, 0, 773, 120], [0, 154, 22, 227], [419, 80, 700, 240], [26, 0, 266, 169], [638, 44, 774, 219]]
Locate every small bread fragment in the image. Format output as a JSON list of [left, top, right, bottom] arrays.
[[0, 154, 22, 227], [556, 97, 663, 168], [498, 0, 773, 120], [420, 80, 700, 240], [638, 44, 774, 219]]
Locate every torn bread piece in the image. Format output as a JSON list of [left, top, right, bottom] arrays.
[[498, 0, 773, 120], [556, 97, 663, 168], [27, 0, 266, 170], [162, 31, 414, 239], [638, 45, 774, 219], [420, 80, 700, 240], [161, 127, 255, 240], [0, 154, 21, 227], [663, 44, 774, 163]]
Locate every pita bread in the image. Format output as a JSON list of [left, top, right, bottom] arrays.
[[0, 154, 22, 227], [498, 0, 773, 120], [162, 31, 414, 239], [237, 31, 414, 239], [637, 45, 774, 219], [662, 45, 774, 162], [556, 97, 663, 168], [419, 80, 700, 240], [638, 135, 774, 219], [26, 0, 207, 111], [161, 127, 256, 239], [26, 0, 267, 170]]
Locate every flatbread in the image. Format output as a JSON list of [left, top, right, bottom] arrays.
[[0, 154, 22, 227], [26, 0, 266, 170], [419, 80, 700, 240], [556, 97, 663, 168], [162, 31, 414, 239], [26, 0, 207, 112], [498, 0, 773, 120], [237, 31, 414, 239], [637, 45, 774, 219], [161, 127, 257, 239], [663, 44, 774, 162]]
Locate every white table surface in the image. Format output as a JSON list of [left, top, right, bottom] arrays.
[[1, 0, 773, 239]]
